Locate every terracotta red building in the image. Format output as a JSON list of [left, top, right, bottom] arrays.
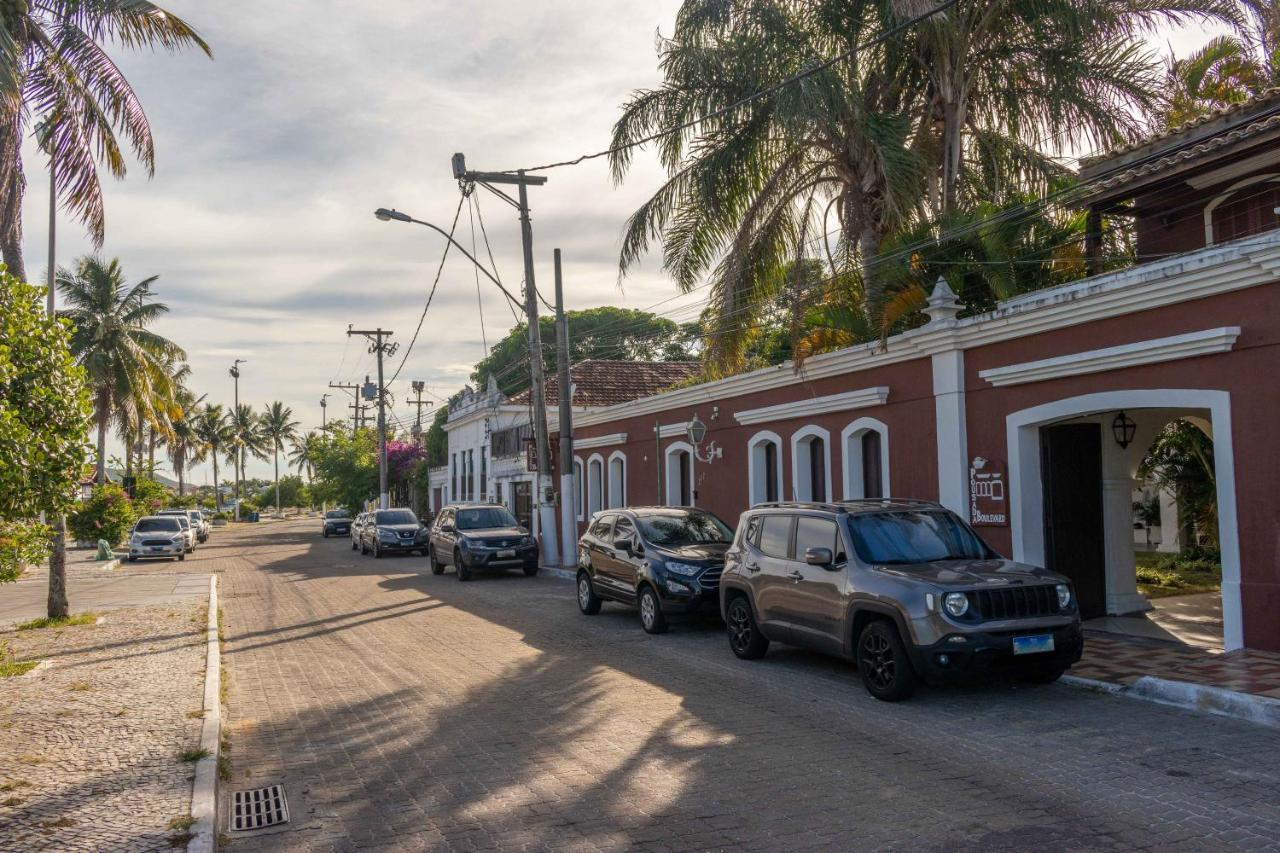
[[550, 95, 1280, 653]]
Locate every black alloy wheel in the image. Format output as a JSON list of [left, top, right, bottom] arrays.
[[577, 571, 601, 615], [725, 596, 769, 659], [857, 621, 918, 702]]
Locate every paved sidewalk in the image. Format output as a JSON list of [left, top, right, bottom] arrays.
[[0, 603, 208, 851], [1072, 631, 1280, 699], [212, 520, 1280, 852], [0, 573, 210, 629]]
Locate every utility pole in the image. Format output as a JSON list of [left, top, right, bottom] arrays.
[[349, 329, 397, 509], [408, 381, 431, 447], [328, 382, 361, 431], [320, 393, 330, 430], [230, 359, 246, 521], [451, 153, 558, 567], [554, 249, 576, 568]]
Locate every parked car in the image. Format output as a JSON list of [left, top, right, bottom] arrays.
[[350, 512, 369, 551], [576, 507, 733, 634], [719, 500, 1083, 701], [156, 511, 198, 553], [356, 508, 429, 558], [189, 510, 211, 541], [159, 508, 205, 544], [125, 516, 188, 562], [322, 509, 352, 538], [428, 504, 538, 581]]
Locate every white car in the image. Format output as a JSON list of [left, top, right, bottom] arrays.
[[156, 510, 197, 552], [188, 509, 211, 542], [126, 516, 188, 562]]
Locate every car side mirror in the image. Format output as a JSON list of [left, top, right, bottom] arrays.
[[441, 523, 455, 533], [804, 547, 834, 568], [612, 536, 633, 554]]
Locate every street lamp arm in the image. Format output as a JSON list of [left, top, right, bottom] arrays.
[[375, 208, 524, 314]]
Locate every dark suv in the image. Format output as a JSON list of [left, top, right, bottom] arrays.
[[720, 500, 1083, 701], [576, 507, 733, 634], [322, 509, 352, 538], [428, 504, 538, 581], [356, 508, 429, 558]]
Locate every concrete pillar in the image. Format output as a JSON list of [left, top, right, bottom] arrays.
[[1101, 413, 1152, 615], [1157, 486, 1180, 553]]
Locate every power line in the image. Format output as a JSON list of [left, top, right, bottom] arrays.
[[467, 194, 490, 355], [504, 0, 966, 174]]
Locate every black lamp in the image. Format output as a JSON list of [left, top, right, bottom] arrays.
[[1112, 411, 1137, 449]]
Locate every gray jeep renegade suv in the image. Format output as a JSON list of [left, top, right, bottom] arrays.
[[720, 500, 1083, 701]]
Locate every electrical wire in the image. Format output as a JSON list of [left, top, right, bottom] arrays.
[[473, 192, 523, 325], [467, 194, 490, 355]]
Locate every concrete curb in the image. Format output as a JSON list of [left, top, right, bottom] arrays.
[[188, 576, 221, 853], [539, 566, 576, 581], [1063, 671, 1280, 729]]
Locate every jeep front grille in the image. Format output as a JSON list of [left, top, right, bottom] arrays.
[[968, 586, 1060, 620]]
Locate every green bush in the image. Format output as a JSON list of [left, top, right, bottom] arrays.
[[69, 483, 137, 546], [0, 520, 52, 583], [1134, 550, 1221, 596], [129, 477, 169, 516]]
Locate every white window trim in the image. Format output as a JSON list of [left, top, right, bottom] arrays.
[[840, 417, 890, 500], [664, 440, 695, 506], [573, 457, 584, 521], [1203, 173, 1280, 246], [789, 425, 832, 502], [586, 453, 605, 517], [747, 430, 784, 506], [607, 450, 627, 508]]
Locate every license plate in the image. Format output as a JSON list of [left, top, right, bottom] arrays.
[[1012, 634, 1054, 655], [498, 549, 516, 559], [149, 546, 165, 552]]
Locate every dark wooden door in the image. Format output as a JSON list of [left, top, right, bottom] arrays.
[[513, 481, 533, 532], [1040, 423, 1107, 619]]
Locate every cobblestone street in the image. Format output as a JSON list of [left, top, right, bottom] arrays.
[[209, 519, 1280, 851], [0, 602, 207, 851]]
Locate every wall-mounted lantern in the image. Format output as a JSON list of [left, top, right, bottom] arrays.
[[687, 413, 722, 463], [1111, 411, 1137, 449]]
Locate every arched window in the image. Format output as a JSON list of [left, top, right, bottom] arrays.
[[748, 430, 783, 505], [841, 418, 890, 500], [607, 451, 626, 508], [573, 457, 584, 521], [664, 441, 694, 506], [587, 454, 604, 516], [791, 426, 831, 502], [1204, 173, 1280, 246]]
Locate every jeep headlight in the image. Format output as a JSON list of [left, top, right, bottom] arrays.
[[665, 561, 701, 577], [943, 592, 969, 618], [1056, 584, 1072, 610]]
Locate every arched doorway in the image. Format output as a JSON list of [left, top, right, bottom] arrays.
[[1006, 390, 1241, 650]]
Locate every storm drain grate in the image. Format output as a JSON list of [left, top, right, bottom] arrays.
[[230, 784, 290, 832]]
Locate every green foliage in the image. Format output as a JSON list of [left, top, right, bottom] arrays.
[[0, 520, 52, 584], [68, 483, 137, 546], [0, 271, 92, 527], [471, 307, 699, 398], [259, 475, 308, 508], [311, 428, 378, 514], [1134, 550, 1222, 599], [424, 406, 449, 468], [1139, 420, 1218, 547], [129, 477, 170, 517], [0, 641, 37, 678], [17, 612, 97, 630]]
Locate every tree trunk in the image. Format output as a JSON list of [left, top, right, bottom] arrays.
[[95, 388, 111, 484], [176, 454, 185, 497], [941, 96, 966, 215], [212, 454, 221, 511], [47, 515, 68, 619], [0, 101, 27, 282], [147, 427, 156, 473], [274, 448, 281, 514]]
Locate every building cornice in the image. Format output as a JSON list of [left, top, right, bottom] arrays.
[[733, 387, 890, 425], [572, 432, 628, 450], [979, 327, 1241, 387]]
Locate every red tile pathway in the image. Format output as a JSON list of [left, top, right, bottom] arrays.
[[1071, 630, 1280, 700]]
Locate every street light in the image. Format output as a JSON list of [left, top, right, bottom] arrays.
[[687, 413, 722, 463]]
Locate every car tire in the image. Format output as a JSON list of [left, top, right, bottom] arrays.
[[857, 620, 918, 702], [429, 547, 444, 575], [576, 571, 602, 615], [373, 541, 383, 559], [725, 595, 769, 659], [455, 550, 471, 582], [523, 564, 539, 577], [360, 540, 368, 555], [127, 556, 136, 563], [323, 529, 329, 538], [351, 538, 357, 550], [638, 585, 668, 635], [1018, 664, 1068, 685], [178, 554, 185, 562]]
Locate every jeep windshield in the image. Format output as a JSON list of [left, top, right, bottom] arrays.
[[635, 511, 732, 547], [455, 507, 518, 530], [847, 510, 994, 565]]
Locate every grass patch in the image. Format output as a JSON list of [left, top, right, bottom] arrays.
[[1135, 551, 1222, 599], [178, 747, 210, 763], [2, 796, 23, 807], [67, 680, 91, 692], [16, 613, 97, 631], [37, 817, 75, 829], [186, 709, 205, 719], [0, 780, 30, 792], [0, 660, 37, 678], [16, 754, 44, 765]]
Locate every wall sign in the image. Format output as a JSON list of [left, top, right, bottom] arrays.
[[969, 456, 1008, 526]]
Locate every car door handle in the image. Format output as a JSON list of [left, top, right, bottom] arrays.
[[745, 562, 761, 573], [787, 570, 804, 581]]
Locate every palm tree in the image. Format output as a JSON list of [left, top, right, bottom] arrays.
[[228, 403, 267, 513], [259, 402, 300, 514], [192, 405, 231, 511], [167, 387, 208, 496], [57, 256, 184, 483], [0, 3, 210, 279], [289, 431, 320, 487]]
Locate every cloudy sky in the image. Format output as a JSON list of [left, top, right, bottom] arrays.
[[19, 2, 1225, 482]]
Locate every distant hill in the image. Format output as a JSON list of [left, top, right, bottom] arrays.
[[103, 468, 182, 491]]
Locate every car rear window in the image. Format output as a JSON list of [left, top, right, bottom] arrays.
[[793, 516, 841, 562], [587, 515, 615, 539], [326, 510, 349, 519], [757, 515, 791, 559]]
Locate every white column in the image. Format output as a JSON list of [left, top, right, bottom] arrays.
[[1157, 486, 1180, 553], [932, 350, 969, 519], [1100, 419, 1151, 615]]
